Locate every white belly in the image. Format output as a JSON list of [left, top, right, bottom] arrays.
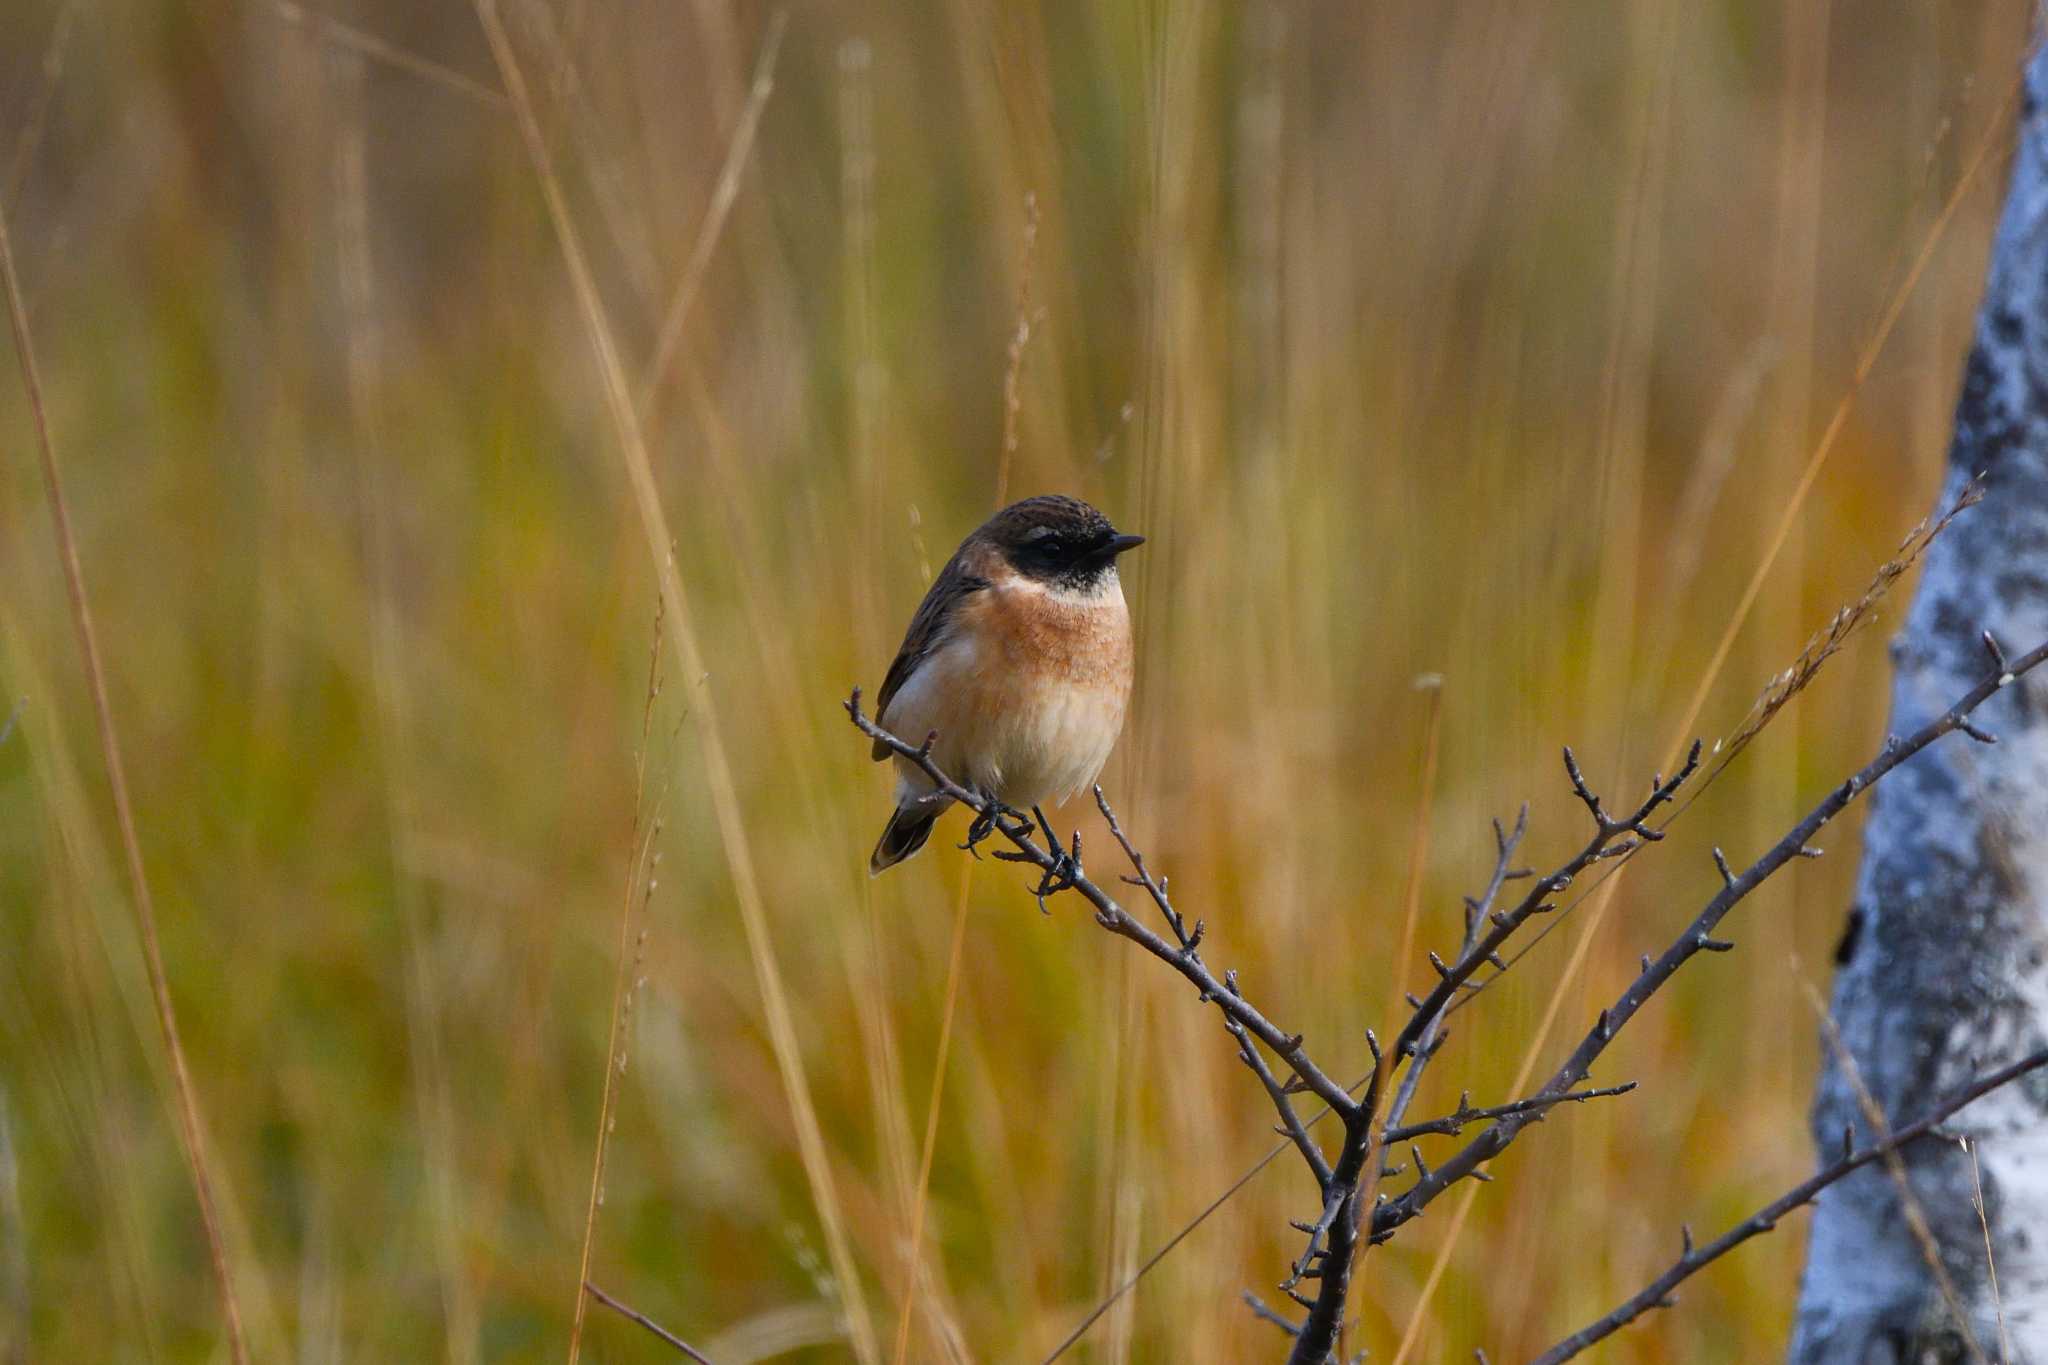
[[881, 635, 1131, 810]]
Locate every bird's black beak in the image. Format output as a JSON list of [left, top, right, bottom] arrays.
[[1107, 532, 1146, 555]]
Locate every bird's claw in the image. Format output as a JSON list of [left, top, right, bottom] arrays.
[[962, 795, 1078, 912], [1023, 830, 1083, 914], [958, 795, 1031, 855]]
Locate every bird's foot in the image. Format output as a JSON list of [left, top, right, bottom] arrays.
[[998, 817, 1082, 914], [958, 792, 1032, 857]]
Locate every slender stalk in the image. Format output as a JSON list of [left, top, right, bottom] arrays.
[[891, 862, 975, 1364], [0, 186, 247, 1361], [472, 6, 879, 1359], [568, 606, 666, 1363], [584, 1281, 716, 1364]]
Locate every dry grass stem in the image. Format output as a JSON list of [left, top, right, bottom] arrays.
[[567, 599, 667, 1363], [1382, 676, 1445, 1025], [1966, 1137, 2013, 1363], [890, 862, 975, 1365], [1350, 676, 1445, 1264], [995, 191, 1042, 510], [1796, 971, 1987, 1363], [5, 1, 78, 200], [637, 10, 790, 420], [1668, 67, 2023, 760], [11, 7, 2038, 1361], [1716, 478, 1984, 772], [273, 1, 508, 108], [1382, 84, 2021, 1342], [0, 1087, 23, 1365], [471, 5, 879, 1359], [853, 615, 2030, 1362], [0, 181, 248, 1362]]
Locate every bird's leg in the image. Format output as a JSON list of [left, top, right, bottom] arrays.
[[1029, 826, 1083, 913], [1032, 805, 1059, 852], [1032, 805, 1082, 885], [998, 809, 1082, 914]]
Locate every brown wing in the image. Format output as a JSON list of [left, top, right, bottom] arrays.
[[872, 555, 988, 760]]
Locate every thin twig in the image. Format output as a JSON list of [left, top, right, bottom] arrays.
[[1450, 469, 1975, 1009], [1529, 1048, 2048, 1364], [1099, 795, 1330, 1188], [1030, 76, 2024, 1360], [960, 633, 2045, 1357], [1392, 746, 1699, 1068], [1353, 802, 1523, 1278], [1225, 1007, 1331, 1186], [1242, 1291, 1303, 1338], [583, 1281, 717, 1364], [0, 173, 248, 1363], [1392, 76, 2028, 1348], [1036, 1132, 1300, 1362], [852, 692, 1354, 1116], [1383, 1082, 1636, 1144], [1370, 636, 2048, 1245], [1284, 750, 1696, 1360]]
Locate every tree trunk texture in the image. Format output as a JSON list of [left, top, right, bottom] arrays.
[[1790, 41, 2048, 1365]]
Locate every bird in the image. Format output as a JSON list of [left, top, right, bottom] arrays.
[[867, 494, 1144, 874]]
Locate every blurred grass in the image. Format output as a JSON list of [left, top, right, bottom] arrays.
[[0, 0, 2031, 1360]]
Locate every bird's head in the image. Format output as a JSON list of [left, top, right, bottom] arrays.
[[981, 495, 1145, 593]]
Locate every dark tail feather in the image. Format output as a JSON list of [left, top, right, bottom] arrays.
[[869, 805, 939, 875]]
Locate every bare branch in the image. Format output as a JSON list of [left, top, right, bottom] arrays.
[[1390, 745, 1701, 1066], [848, 689, 1358, 1116], [1228, 1014, 1332, 1187], [583, 1281, 718, 1364], [1384, 1082, 1637, 1143], [1371, 635, 2048, 1244], [1242, 1290, 1303, 1338], [1381, 806, 1526, 1139], [1529, 1047, 2048, 1364], [875, 617, 2048, 1365]]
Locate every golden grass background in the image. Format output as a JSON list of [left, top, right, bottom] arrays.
[[0, 1, 2033, 1359]]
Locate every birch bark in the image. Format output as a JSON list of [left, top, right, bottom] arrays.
[[1790, 41, 2048, 1364]]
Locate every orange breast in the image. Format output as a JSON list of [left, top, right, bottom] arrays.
[[956, 577, 1134, 692], [932, 576, 1134, 805]]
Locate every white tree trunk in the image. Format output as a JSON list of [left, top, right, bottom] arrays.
[[1790, 39, 2048, 1365]]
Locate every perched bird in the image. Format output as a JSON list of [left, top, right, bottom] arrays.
[[868, 494, 1144, 874]]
